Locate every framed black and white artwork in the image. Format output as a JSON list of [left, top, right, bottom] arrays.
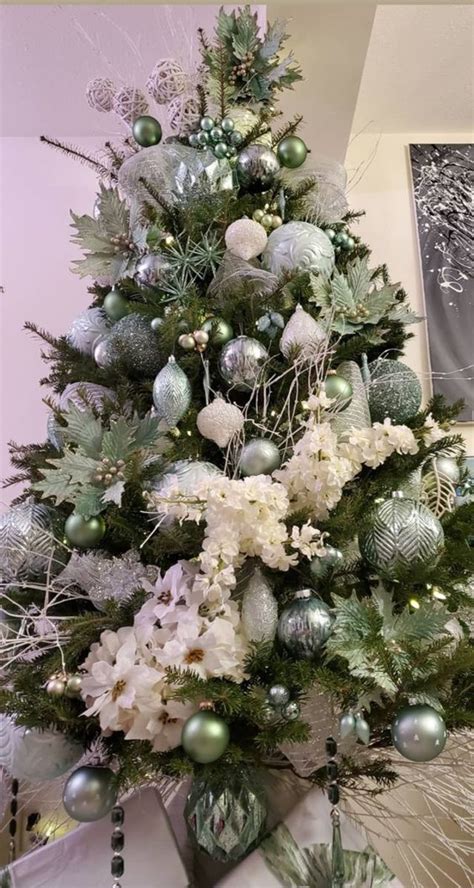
[[409, 144, 473, 421]]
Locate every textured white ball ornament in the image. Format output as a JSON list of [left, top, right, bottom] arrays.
[[197, 396, 245, 448], [167, 93, 201, 133], [280, 304, 326, 361], [224, 219, 268, 261], [262, 221, 335, 277], [112, 87, 149, 125], [146, 59, 188, 104], [86, 78, 116, 113], [66, 308, 112, 356]]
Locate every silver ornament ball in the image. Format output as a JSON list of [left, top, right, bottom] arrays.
[[262, 221, 335, 278], [277, 590, 334, 659], [366, 358, 422, 424], [46, 678, 66, 697], [67, 308, 112, 357], [63, 766, 117, 822], [282, 701, 301, 721], [239, 438, 281, 476], [102, 313, 163, 377], [66, 674, 83, 697], [236, 145, 280, 193], [267, 684, 290, 707], [219, 336, 268, 391], [391, 704, 447, 762]]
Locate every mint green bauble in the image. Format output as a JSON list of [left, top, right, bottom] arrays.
[[132, 115, 162, 148], [276, 135, 308, 169], [65, 514, 106, 549], [103, 289, 129, 321], [201, 317, 233, 345], [324, 372, 353, 408], [181, 710, 229, 764]]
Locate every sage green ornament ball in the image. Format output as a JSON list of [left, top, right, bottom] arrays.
[[310, 545, 344, 580], [103, 288, 129, 322], [367, 358, 422, 424], [214, 141, 228, 159], [132, 115, 162, 148], [221, 116, 235, 134], [202, 316, 233, 345], [200, 116, 215, 131], [324, 372, 353, 408], [239, 438, 281, 476], [65, 513, 106, 549], [391, 704, 447, 762], [277, 135, 308, 169], [63, 765, 117, 822], [181, 710, 230, 764]]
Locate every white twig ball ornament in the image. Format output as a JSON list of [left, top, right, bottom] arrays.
[[112, 87, 149, 125], [280, 304, 326, 361], [146, 59, 188, 104], [86, 78, 116, 113], [262, 221, 335, 277], [224, 219, 268, 261], [168, 93, 201, 133], [197, 396, 244, 448]]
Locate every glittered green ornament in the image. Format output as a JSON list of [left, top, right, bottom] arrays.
[[132, 115, 162, 148], [365, 358, 422, 424], [181, 707, 230, 763], [202, 316, 233, 345], [65, 514, 105, 549], [276, 135, 308, 169], [103, 288, 129, 322]]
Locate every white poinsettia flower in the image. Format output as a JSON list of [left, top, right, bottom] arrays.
[[125, 699, 197, 751], [82, 626, 136, 672], [157, 617, 245, 681]]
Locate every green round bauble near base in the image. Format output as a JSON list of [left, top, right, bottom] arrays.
[[367, 358, 422, 424], [391, 704, 447, 762], [324, 372, 353, 408], [201, 316, 233, 345], [310, 545, 344, 580], [132, 115, 162, 148], [65, 513, 106, 549], [103, 288, 129, 322], [277, 590, 334, 659], [181, 709, 230, 764], [277, 135, 308, 169]]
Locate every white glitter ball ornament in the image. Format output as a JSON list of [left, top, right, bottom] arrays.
[[262, 221, 335, 277], [67, 308, 112, 356], [86, 78, 116, 113], [113, 87, 149, 125], [197, 396, 244, 448], [224, 219, 268, 261], [280, 304, 326, 361], [146, 59, 188, 104]]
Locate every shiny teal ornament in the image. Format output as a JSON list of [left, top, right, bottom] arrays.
[[181, 709, 230, 763], [132, 115, 162, 148], [310, 545, 344, 580], [65, 514, 106, 549], [197, 131, 209, 146], [391, 705, 447, 762], [325, 228, 336, 241], [276, 135, 308, 169], [221, 117, 235, 134], [324, 371, 353, 408], [230, 130, 244, 147], [277, 590, 334, 659], [365, 358, 422, 424], [201, 317, 233, 345], [188, 133, 200, 148], [103, 288, 129, 322], [213, 141, 228, 159], [210, 126, 223, 142], [200, 116, 215, 131]]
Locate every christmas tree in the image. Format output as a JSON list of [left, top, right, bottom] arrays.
[[1, 6, 472, 880]]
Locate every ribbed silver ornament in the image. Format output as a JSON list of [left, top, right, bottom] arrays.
[[241, 566, 278, 643], [331, 361, 370, 438], [152, 356, 191, 427]]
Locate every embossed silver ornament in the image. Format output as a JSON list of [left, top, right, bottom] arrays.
[[197, 396, 244, 448], [219, 336, 268, 390], [277, 589, 334, 659], [262, 221, 335, 277], [152, 356, 191, 427], [224, 218, 268, 260], [359, 491, 444, 577], [391, 704, 447, 762], [241, 566, 278, 643], [67, 308, 112, 356], [0, 499, 57, 581], [279, 303, 326, 361], [59, 382, 117, 413]]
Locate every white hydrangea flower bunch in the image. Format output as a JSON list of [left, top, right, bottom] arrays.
[[420, 412, 451, 446]]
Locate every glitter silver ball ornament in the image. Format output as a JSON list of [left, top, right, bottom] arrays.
[[185, 771, 267, 863], [197, 396, 244, 448], [431, 456, 460, 484], [310, 545, 344, 580], [239, 438, 281, 476], [1, 724, 83, 783], [100, 313, 163, 377], [236, 145, 280, 193], [262, 221, 335, 277], [135, 253, 170, 287], [67, 308, 112, 356], [63, 766, 117, 822], [279, 304, 326, 361], [241, 566, 278, 643], [0, 500, 57, 582], [282, 701, 301, 721], [152, 356, 192, 427], [391, 705, 447, 762], [366, 358, 422, 424], [359, 491, 444, 578], [277, 590, 334, 659], [224, 219, 268, 260], [219, 336, 269, 391], [267, 684, 290, 707]]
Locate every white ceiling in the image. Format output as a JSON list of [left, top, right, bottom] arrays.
[[352, 4, 474, 133]]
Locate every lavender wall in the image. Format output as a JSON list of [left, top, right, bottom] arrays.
[[0, 5, 265, 505]]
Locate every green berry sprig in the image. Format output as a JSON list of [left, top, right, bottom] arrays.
[[188, 115, 244, 159], [325, 228, 355, 253]]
